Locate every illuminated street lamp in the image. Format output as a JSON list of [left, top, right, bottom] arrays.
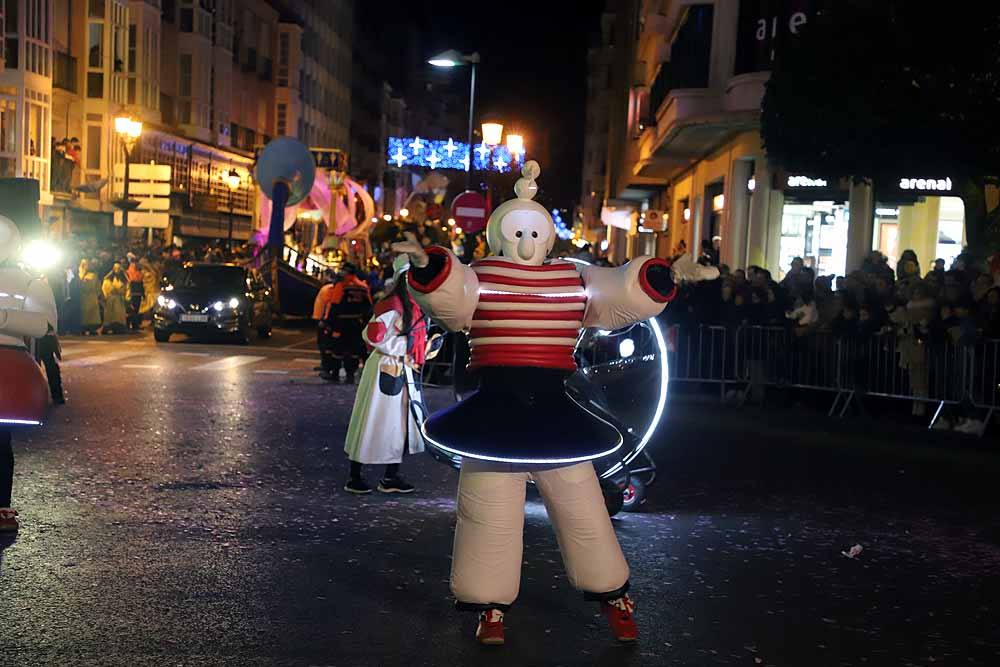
[[113, 114, 143, 234], [428, 49, 480, 188], [505, 133, 524, 157], [223, 168, 241, 249], [481, 120, 504, 146]]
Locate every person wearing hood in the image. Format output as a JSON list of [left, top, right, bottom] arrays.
[[101, 262, 128, 334], [78, 259, 101, 334], [317, 263, 372, 383], [342, 256, 428, 494]]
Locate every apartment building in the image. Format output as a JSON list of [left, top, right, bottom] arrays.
[[6, 0, 352, 244], [598, 0, 967, 277]]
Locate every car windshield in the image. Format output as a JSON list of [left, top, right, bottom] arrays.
[[172, 266, 245, 292]]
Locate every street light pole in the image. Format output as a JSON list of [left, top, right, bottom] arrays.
[[223, 168, 241, 252], [465, 59, 477, 190], [427, 50, 481, 190], [113, 115, 142, 241]]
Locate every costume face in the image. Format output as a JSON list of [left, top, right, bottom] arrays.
[[498, 209, 553, 265], [0, 214, 20, 264]]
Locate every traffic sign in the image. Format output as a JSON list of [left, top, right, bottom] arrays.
[[451, 191, 488, 234]]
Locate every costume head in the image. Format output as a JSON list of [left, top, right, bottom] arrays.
[[485, 161, 555, 266], [0, 214, 21, 265]]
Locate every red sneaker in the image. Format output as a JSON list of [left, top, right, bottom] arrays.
[[476, 609, 505, 646], [601, 594, 638, 642], [0, 508, 20, 533]]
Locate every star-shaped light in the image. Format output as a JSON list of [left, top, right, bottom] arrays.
[[409, 136, 424, 153], [392, 146, 407, 167], [444, 138, 458, 156], [427, 151, 441, 168], [475, 143, 491, 161], [493, 157, 507, 170], [460, 153, 470, 171]]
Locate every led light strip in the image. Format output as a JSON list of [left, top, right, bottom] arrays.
[[0, 418, 42, 426]]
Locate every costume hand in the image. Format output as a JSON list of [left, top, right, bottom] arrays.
[[671, 253, 720, 283], [390, 232, 429, 269]]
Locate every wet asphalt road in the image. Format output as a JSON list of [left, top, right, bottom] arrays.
[[2, 333, 999, 666]]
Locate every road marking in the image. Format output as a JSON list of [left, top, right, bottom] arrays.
[[58, 347, 87, 357], [281, 338, 317, 350], [195, 355, 265, 371], [293, 358, 320, 364], [121, 364, 161, 369], [63, 351, 145, 367], [178, 352, 211, 357], [254, 369, 289, 375]]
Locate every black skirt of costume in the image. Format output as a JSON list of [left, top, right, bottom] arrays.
[[422, 367, 623, 464]]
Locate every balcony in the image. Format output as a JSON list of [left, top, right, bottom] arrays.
[[53, 52, 77, 93]]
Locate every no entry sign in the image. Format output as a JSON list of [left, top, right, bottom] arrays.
[[451, 191, 489, 234]]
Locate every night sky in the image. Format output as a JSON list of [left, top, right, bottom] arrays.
[[357, 0, 607, 209]]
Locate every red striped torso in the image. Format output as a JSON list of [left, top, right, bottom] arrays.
[[470, 257, 586, 371]]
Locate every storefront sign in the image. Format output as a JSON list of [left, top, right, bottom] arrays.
[[735, 0, 818, 75], [898, 177, 952, 192], [601, 205, 635, 231], [787, 175, 827, 187]]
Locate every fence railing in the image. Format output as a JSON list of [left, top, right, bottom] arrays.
[[665, 324, 999, 433]]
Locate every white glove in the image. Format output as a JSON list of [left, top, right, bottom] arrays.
[[390, 231, 429, 269], [670, 254, 720, 283]]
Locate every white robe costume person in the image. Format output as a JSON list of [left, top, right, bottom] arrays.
[[343, 289, 427, 465], [396, 162, 713, 640]]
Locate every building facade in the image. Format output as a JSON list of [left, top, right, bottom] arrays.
[[1, 0, 353, 245], [597, 0, 967, 276]]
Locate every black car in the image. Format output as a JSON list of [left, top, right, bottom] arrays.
[[153, 263, 273, 343]]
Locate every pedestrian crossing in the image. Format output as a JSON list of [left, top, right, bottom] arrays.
[[57, 340, 321, 377]]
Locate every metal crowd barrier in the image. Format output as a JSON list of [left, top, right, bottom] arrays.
[[663, 324, 998, 435]]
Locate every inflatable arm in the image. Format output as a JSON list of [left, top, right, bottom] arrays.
[[407, 246, 480, 332], [0, 277, 56, 338], [581, 257, 676, 331]]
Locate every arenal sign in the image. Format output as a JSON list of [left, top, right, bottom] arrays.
[[898, 177, 952, 192]]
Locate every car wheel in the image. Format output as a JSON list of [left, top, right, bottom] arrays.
[[621, 477, 646, 512], [154, 329, 171, 343]]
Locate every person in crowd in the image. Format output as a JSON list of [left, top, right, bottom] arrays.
[[78, 259, 101, 335], [100, 262, 129, 334], [891, 281, 936, 416], [139, 256, 160, 317], [318, 263, 372, 383], [897, 250, 921, 283], [60, 261, 82, 335], [35, 329, 65, 405], [786, 288, 818, 334], [972, 272, 994, 303], [699, 239, 719, 266], [125, 257, 145, 331], [978, 287, 1000, 338], [927, 258, 946, 279], [342, 262, 426, 494], [781, 256, 804, 289]]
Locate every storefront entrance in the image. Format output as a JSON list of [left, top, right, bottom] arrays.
[[779, 197, 850, 279]]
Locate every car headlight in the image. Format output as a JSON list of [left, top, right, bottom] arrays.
[[157, 295, 177, 309], [228, 297, 240, 309], [213, 301, 224, 312], [157, 295, 166, 307]]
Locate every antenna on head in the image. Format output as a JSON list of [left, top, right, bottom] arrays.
[[514, 160, 540, 200]]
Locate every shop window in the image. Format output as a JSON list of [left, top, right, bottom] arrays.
[[874, 195, 965, 271], [780, 199, 850, 279]]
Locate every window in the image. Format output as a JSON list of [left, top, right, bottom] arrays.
[[276, 103, 287, 136], [179, 54, 192, 96], [88, 23, 102, 68], [87, 72, 103, 98], [86, 125, 102, 170], [128, 78, 136, 104], [128, 25, 136, 73], [180, 8, 192, 32], [89, 0, 104, 18]]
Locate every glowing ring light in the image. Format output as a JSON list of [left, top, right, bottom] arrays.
[[419, 256, 670, 478], [561, 257, 669, 480]]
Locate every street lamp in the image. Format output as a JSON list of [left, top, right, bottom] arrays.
[[428, 49, 480, 188], [223, 168, 241, 250], [114, 114, 143, 235], [506, 133, 524, 157], [481, 120, 504, 146]]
